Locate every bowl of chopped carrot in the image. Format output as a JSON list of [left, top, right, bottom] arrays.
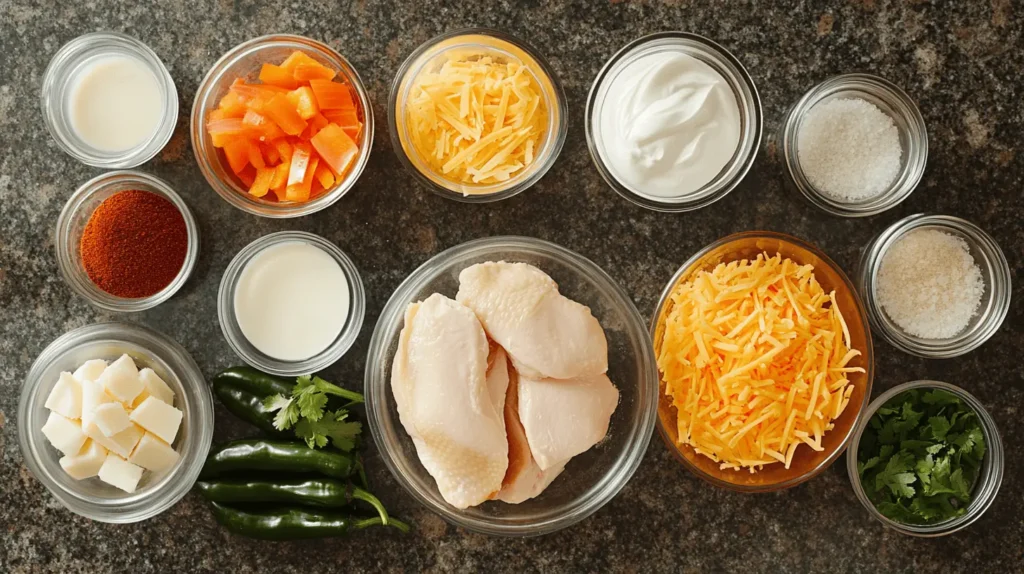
[[191, 35, 372, 218], [650, 231, 874, 492]]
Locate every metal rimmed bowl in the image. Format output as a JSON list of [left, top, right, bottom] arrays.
[[55, 171, 199, 312], [846, 380, 1004, 537], [191, 34, 373, 218], [364, 236, 657, 536], [388, 29, 568, 203], [855, 214, 1011, 358], [651, 231, 874, 491], [17, 322, 213, 523]]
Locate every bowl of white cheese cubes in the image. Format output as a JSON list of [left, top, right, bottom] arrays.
[[17, 322, 213, 523]]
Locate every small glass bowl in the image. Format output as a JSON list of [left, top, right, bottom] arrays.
[[388, 29, 568, 203], [364, 236, 658, 536], [17, 322, 214, 523], [191, 35, 374, 218], [586, 32, 762, 213], [856, 214, 1011, 358], [55, 170, 199, 312], [41, 32, 178, 169], [218, 231, 366, 376], [847, 380, 1004, 536], [781, 73, 928, 217], [651, 231, 874, 491]]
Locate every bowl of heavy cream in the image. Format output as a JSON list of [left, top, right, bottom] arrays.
[[586, 32, 762, 212]]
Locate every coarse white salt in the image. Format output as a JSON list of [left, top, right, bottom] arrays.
[[876, 229, 984, 339], [797, 97, 902, 201]]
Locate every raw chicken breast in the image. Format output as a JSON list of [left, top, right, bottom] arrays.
[[517, 372, 619, 471], [497, 362, 564, 503], [456, 262, 608, 380], [485, 344, 510, 437], [391, 294, 508, 509]]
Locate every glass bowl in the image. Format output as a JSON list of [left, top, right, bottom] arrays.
[[781, 73, 928, 217], [218, 231, 366, 376], [41, 32, 178, 169], [364, 236, 658, 536], [586, 32, 762, 213], [388, 29, 568, 203], [855, 214, 1011, 358], [55, 170, 199, 312], [651, 231, 874, 491], [846, 380, 1004, 536], [17, 322, 214, 523], [191, 34, 373, 218]]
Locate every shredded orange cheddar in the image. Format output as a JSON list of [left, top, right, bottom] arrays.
[[657, 253, 864, 473]]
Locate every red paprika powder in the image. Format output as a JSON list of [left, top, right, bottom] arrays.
[[80, 189, 188, 298]]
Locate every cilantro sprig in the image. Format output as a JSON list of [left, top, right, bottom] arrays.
[[262, 375, 364, 451], [857, 388, 986, 525]]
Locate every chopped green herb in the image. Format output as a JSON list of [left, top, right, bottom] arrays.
[[857, 388, 986, 525], [263, 375, 364, 451]]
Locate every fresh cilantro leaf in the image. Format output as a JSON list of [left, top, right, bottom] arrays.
[[859, 456, 881, 477], [258, 374, 365, 449], [294, 410, 362, 451], [922, 389, 960, 406], [295, 384, 329, 422], [915, 454, 934, 487], [262, 394, 300, 430], [949, 468, 971, 501], [927, 416, 951, 441]]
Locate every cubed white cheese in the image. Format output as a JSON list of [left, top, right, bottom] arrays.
[[73, 359, 108, 383], [92, 402, 132, 437], [131, 391, 150, 409], [138, 368, 175, 405], [129, 432, 180, 472], [129, 396, 183, 444], [41, 412, 87, 456], [80, 379, 115, 428], [97, 453, 144, 493], [59, 439, 108, 480], [44, 372, 82, 419], [98, 354, 143, 404], [84, 421, 144, 458]]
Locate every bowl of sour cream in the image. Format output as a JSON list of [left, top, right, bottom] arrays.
[[586, 32, 762, 212], [41, 32, 178, 169]]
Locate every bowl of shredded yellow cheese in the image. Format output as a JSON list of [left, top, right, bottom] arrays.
[[651, 232, 873, 491], [389, 29, 568, 202]]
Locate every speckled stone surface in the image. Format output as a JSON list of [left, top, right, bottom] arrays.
[[2, 1, 1022, 572]]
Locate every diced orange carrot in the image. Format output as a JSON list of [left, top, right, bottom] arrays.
[[287, 143, 313, 186], [263, 94, 307, 136], [286, 86, 320, 120], [314, 163, 335, 189], [249, 167, 275, 198], [236, 165, 257, 187], [286, 156, 318, 202], [310, 123, 359, 177], [242, 109, 286, 141], [259, 63, 299, 89], [303, 113, 330, 139], [223, 138, 252, 174], [308, 79, 355, 110], [270, 162, 290, 191], [261, 142, 281, 165], [280, 51, 321, 74], [293, 62, 336, 82]]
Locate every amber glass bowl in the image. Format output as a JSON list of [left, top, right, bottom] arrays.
[[650, 231, 874, 491]]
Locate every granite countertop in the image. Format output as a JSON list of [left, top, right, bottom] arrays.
[[2, 1, 1022, 572]]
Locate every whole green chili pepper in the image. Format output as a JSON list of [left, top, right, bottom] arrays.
[[209, 502, 409, 540], [195, 478, 389, 523], [213, 366, 294, 398], [212, 382, 289, 437], [200, 439, 359, 480]]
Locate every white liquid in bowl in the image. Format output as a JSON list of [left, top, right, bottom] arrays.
[[234, 241, 351, 361], [68, 55, 164, 152]]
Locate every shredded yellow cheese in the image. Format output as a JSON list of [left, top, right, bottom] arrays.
[[405, 55, 547, 189], [656, 253, 864, 473]]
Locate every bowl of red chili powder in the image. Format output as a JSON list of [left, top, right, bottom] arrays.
[[56, 171, 199, 311]]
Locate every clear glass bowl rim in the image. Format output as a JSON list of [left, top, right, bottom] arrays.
[[217, 230, 366, 376], [845, 379, 1004, 536], [387, 28, 569, 204], [190, 34, 374, 218], [363, 235, 659, 536], [55, 170, 200, 312]]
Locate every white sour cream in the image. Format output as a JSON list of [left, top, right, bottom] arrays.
[[68, 55, 164, 152], [234, 241, 351, 362], [596, 51, 741, 199]]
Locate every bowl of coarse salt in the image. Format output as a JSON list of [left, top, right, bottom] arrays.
[[856, 214, 1011, 358], [781, 73, 928, 217]]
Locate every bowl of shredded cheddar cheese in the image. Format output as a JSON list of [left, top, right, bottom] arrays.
[[651, 232, 874, 491], [388, 29, 568, 202]]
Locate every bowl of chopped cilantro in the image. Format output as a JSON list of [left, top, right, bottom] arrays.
[[847, 380, 1003, 536]]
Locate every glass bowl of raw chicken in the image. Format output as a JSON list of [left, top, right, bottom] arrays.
[[365, 236, 658, 536]]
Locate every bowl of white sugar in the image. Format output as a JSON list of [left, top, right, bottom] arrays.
[[781, 74, 927, 217], [856, 214, 1011, 358]]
